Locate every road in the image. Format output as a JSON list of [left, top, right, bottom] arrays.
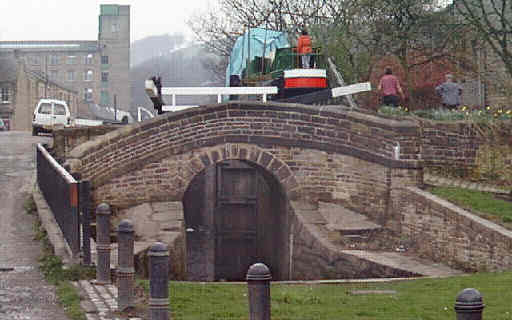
[[0, 131, 69, 320]]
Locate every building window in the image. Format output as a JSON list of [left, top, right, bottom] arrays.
[[84, 70, 93, 81], [38, 83, 45, 98], [100, 90, 110, 105], [101, 71, 109, 82], [49, 55, 59, 65], [67, 70, 75, 81], [67, 56, 77, 64], [84, 88, 93, 101], [84, 53, 94, 65], [49, 70, 58, 81], [111, 23, 120, 32], [29, 56, 41, 65], [101, 55, 109, 65], [1, 87, 9, 103]]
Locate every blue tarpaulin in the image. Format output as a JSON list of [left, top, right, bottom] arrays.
[[225, 28, 290, 86]]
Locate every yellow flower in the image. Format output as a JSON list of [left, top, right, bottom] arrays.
[[486, 106, 491, 110]]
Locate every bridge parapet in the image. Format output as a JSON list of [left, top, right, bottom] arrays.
[[68, 101, 421, 182]]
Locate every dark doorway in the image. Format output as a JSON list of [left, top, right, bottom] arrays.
[[183, 159, 289, 281]]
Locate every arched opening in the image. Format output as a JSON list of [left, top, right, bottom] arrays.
[[183, 159, 290, 281]]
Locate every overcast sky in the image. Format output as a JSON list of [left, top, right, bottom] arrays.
[[0, 0, 212, 43]]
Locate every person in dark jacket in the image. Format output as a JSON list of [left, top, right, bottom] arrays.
[[436, 74, 462, 110]]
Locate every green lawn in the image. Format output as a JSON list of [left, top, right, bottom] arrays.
[[429, 186, 512, 225], [137, 271, 512, 319]]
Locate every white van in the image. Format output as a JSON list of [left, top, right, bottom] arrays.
[[32, 99, 72, 136]]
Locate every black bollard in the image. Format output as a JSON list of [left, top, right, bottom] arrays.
[[95, 203, 111, 284], [247, 263, 272, 320], [149, 242, 169, 320], [454, 288, 485, 320], [117, 219, 135, 311]]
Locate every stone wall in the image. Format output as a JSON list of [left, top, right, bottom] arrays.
[[398, 187, 512, 272], [116, 201, 186, 280], [53, 125, 122, 160], [418, 118, 512, 181], [58, 102, 512, 278]]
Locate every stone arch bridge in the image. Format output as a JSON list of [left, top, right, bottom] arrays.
[[64, 101, 508, 281]]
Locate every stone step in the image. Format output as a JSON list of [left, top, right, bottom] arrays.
[[339, 228, 382, 236], [342, 250, 464, 277]]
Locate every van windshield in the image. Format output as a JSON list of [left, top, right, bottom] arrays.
[[39, 103, 52, 114], [54, 104, 67, 115]]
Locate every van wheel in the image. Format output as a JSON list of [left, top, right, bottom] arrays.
[[32, 127, 38, 136]]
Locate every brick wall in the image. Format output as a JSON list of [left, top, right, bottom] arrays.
[[420, 120, 482, 168], [398, 187, 512, 272]]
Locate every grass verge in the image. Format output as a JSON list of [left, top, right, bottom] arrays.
[[429, 186, 512, 227], [27, 194, 94, 320], [134, 271, 512, 320]]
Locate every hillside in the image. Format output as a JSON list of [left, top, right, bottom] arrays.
[[130, 34, 223, 111]]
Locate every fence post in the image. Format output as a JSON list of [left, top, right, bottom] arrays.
[[117, 219, 135, 311], [247, 263, 272, 320], [454, 288, 484, 320], [149, 242, 169, 320], [95, 203, 111, 284]]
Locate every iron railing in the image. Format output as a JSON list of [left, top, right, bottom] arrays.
[[36, 143, 91, 262]]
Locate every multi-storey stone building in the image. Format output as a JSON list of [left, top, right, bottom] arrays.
[[0, 4, 130, 130]]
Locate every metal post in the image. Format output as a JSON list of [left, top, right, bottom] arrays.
[[95, 203, 111, 284], [454, 288, 484, 320], [117, 219, 135, 311], [79, 180, 91, 266], [114, 94, 117, 121], [149, 242, 169, 320], [247, 263, 272, 320]]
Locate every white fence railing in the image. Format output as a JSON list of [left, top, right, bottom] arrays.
[[145, 79, 372, 112]]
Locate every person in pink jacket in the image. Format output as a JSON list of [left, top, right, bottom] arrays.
[[377, 66, 405, 107]]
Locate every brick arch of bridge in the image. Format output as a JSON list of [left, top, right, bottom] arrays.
[[99, 143, 297, 206], [66, 101, 422, 214]]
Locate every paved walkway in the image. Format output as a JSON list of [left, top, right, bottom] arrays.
[[0, 132, 69, 320], [424, 173, 510, 194], [76, 280, 144, 320]]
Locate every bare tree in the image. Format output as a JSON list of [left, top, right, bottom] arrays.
[[455, 0, 512, 78], [188, 0, 332, 57], [189, 0, 467, 99]]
